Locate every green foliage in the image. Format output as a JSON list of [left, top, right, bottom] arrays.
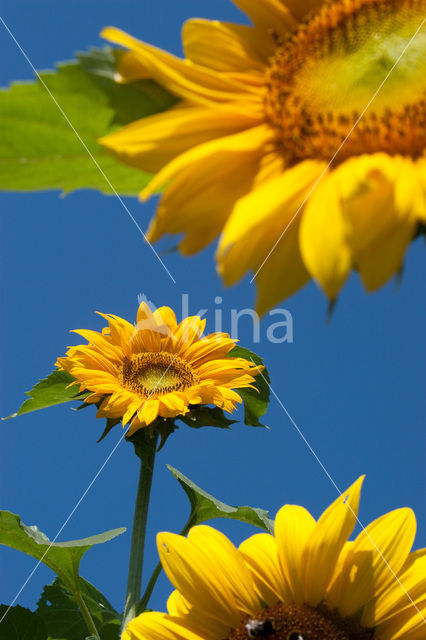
[[168, 465, 274, 533], [0, 511, 125, 595], [180, 406, 237, 429], [4, 370, 89, 419], [227, 346, 270, 427], [0, 605, 47, 640], [37, 578, 120, 640], [0, 47, 177, 195]]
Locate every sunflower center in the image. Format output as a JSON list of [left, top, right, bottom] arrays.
[[228, 603, 374, 640], [264, 0, 426, 165], [120, 352, 196, 396]]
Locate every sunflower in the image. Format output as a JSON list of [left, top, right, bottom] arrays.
[[55, 302, 261, 435], [100, 0, 426, 312], [123, 476, 425, 640]]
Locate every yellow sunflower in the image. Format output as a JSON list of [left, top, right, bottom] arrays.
[[123, 476, 425, 640], [55, 302, 261, 435], [100, 0, 426, 312]]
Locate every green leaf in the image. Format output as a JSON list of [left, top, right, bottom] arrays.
[[180, 406, 237, 429], [4, 370, 89, 419], [37, 578, 120, 640], [168, 465, 273, 533], [0, 605, 47, 640], [0, 511, 125, 595], [0, 47, 177, 195], [227, 346, 270, 427]]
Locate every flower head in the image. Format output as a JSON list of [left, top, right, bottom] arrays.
[[124, 477, 425, 640], [56, 302, 262, 435], [100, 0, 426, 312]]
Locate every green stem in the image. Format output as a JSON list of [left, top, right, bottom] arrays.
[[137, 514, 196, 614], [74, 590, 100, 640], [121, 435, 158, 633]]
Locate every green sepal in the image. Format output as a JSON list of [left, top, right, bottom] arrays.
[[36, 577, 120, 640], [168, 465, 274, 533], [0, 605, 47, 640], [227, 346, 270, 427], [96, 417, 122, 443], [180, 406, 237, 429]]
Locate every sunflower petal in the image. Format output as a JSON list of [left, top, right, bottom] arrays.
[[275, 505, 316, 603], [300, 172, 352, 299], [327, 508, 416, 616], [102, 27, 259, 104], [232, 0, 295, 34], [240, 533, 292, 606], [362, 548, 426, 627], [100, 103, 262, 173], [125, 611, 204, 640], [182, 19, 270, 70]]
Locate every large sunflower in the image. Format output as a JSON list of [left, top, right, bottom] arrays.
[[100, 0, 426, 313], [56, 302, 261, 435], [124, 477, 425, 640]]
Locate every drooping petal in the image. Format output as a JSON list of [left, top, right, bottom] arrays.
[[145, 126, 273, 253], [218, 160, 324, 307], [299, 171, 352, 299]]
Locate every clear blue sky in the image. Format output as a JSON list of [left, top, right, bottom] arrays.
[[1, 0, 425, 618]]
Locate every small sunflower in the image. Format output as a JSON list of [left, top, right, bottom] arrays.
[[100, 0, 426, 312], [56, 302, 261, 435], [124, 477, 426, 640]]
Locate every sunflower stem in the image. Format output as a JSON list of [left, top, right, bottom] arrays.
[[121, 433, 158, 634], [74, 590, 101, 640]]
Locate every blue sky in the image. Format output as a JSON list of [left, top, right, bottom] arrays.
[[1, 0, 425, 619]]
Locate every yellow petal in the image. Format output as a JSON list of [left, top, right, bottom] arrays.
[[232, 0, 295, 35], [302, 477, 364, 605], [125, 611, 203, 640], [363, 548, 426, 627], [145, 125, 272, 253], [101, 27, 259, 105], [299, 172, 352, 299], [114, 50, 150, 82], [333, 155, 419, 291], [182, 19, 269, 71], [143, 123, 270, 200], [374, 598, 426, 640], [217, 160, 324, 298], [274, 505, 316, 603], [187, 525, 260, 615], [356, 219, 416, 291], [239, 533, 292, 606], [254, 223, 310, 314], [327, 508, 416, 616], [157, 530, 244, 629], [100, 103, 262, 173]]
